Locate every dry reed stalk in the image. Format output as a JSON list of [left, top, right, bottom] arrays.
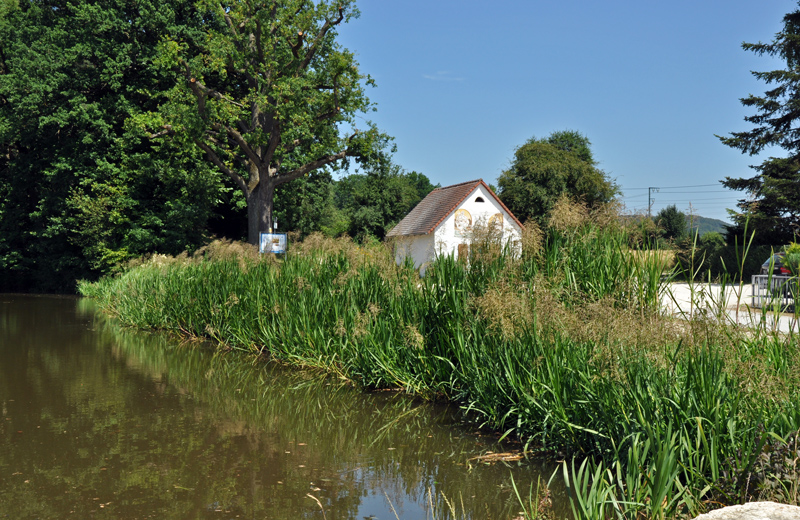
[[548, 196, 591, 233], [471, 281, 532, 341]]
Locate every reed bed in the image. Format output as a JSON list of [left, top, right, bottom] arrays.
[[80, 201, 800, 519]]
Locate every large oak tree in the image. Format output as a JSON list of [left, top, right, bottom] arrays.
[[145, 0, 384, 245]]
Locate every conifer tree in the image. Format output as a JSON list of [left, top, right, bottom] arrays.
[[718, 4, 800, 243]]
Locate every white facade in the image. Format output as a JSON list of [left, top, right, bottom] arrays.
[[392, 233, 435, 271], [391, 183, 523, 273]]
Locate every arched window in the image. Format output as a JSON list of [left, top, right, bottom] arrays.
[[475, 197, 485, 203]]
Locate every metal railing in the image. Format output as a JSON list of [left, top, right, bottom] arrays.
[[751, 274, 797, 311]]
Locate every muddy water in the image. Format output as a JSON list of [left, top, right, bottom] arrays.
[[0, 295, 564, 519]]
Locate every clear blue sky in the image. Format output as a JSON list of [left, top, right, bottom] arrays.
[[336, 0, 797, 223]]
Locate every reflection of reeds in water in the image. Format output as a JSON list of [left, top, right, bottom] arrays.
[[89, 313, 553, 519], [80, 200, 800, 519]]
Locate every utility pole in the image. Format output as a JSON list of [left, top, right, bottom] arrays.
[[648, 187, 660, 218]]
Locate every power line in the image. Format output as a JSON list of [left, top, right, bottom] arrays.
[[624, 183, 722, 190], [645, 197, 735, 202]]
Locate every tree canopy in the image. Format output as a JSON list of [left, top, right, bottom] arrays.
[[654, 205, 687, 241], [334, 163, 437, 241], [0, 0, 225, 292], [497, 130, 618, 226], [0, 0, 398, 292], [718, 4, 800, 243], [270, 158, 437, 241], [141, 0, 385, 245]]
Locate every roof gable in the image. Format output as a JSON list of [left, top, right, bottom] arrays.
[[387, 179, 523, 237]]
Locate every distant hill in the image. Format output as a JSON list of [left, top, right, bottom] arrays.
[[687, 215, 728, 236], [620, 213, 729, 237]]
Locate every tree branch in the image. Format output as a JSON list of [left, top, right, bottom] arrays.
[[196, 140, 248, 194], [263, 112, 282, 163], [276, 132, 358, 186], [289, 31, 305, 59], [207, 136, 249, 172], [276, 150, 347, 186], [225, 126, 262, 167], [189, 76, 246, 109], [148, 125, 174, 139], [237, 118, 251, 136], [298, 6, 344, 72], [222, 9, 239, 37], [268, 2, 281, 36], [282, 138, 302, 154], [255, 18, 264, 66], [315, 108, 340, 122]]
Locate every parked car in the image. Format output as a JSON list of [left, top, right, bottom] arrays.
[[760, 252, 791, 276]]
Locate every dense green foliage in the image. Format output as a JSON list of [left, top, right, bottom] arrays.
[[719, 3, 800, 244], [497, 130, 619, 226], [0, 0, 227, 292], [270, 161, 437, 240], [0, 0, 408, 292], [655, 204, 688, 240], [785, 241, 800, 276], [81, 206, 800, 519], [333, 163, 437, 240], [675, 236, 777, 282], [141, 0, 386, 244]]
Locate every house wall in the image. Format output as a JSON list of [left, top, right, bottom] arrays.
[[392, 233, 435, 273], [433, 185, 522, 258]]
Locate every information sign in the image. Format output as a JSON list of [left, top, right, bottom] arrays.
[[259, 232, 287, 254]]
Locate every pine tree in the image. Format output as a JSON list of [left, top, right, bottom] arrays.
[[718, 4, 800, 243]]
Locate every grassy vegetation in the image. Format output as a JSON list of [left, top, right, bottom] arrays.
[[79, 199, 800, 519]]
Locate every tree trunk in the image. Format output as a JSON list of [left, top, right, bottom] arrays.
[[246, 178, 276, 246]]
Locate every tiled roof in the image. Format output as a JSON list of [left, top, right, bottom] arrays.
[[386, 179, 523, 237]]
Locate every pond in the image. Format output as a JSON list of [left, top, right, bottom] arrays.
[[0, 295, 564, 519]]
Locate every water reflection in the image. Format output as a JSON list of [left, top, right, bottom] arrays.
[[0, 295, 562, 519]]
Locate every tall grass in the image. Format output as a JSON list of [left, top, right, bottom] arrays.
[[80, 201, 800, 519]]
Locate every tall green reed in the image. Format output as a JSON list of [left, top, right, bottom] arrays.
[[80, 203, 800, 518]]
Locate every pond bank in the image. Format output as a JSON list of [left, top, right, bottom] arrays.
[[79, 232, 800, 520]]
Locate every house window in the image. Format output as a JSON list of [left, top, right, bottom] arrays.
[[475, 197, 485, 202]]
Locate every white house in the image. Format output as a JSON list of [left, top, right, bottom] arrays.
[[386, 179, 524, 272]]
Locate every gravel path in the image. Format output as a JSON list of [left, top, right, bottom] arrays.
[[662, 282, 798, 334]]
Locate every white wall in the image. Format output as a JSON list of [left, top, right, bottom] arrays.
[[392, 233, 435, 273], [434, 185, 522, 259]]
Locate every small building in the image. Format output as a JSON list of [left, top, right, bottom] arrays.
[[386, 179, 524, 272]]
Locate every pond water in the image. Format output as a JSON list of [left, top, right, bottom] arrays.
[[0, 295, 564, 519]]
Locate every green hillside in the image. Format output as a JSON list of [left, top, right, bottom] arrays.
[[687, 215, 728, 236]]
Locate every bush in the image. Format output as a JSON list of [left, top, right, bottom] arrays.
[[675, 232, 778, 282], [785, 242, 800, 276]]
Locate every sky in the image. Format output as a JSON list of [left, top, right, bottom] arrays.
[[334, 0, 798, 224]]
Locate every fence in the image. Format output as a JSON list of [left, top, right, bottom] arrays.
[[751, 275, 797, 311]]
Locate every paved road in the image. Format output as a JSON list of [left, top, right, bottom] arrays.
[[662, 282, 798, 334]]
